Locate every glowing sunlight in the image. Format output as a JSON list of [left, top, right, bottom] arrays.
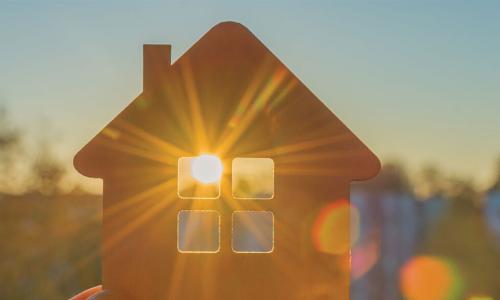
[[190, 154, 223, 184]]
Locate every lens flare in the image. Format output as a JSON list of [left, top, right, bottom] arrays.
[[190, 154, 223, 184], [312, 199, 360, 255], [400, 256, 463, 300], [351, 239, 379, 280]]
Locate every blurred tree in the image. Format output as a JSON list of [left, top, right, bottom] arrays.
[[29, 141, 66, 196], [444, 178, 479, 209], [361, 161, 411, 194], [423, 181, 500, 299], [415, 165, 445, 199], [0, 106, 23, 192]]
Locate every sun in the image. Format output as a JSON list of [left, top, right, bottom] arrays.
[[190, 154, 223, 184]]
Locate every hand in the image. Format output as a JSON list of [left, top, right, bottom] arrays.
[[69, 285, 102, 300]]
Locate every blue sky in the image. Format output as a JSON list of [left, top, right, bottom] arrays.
[[1, 1, 499, 190]]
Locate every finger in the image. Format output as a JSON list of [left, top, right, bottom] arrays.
[[69, 285, 102, 300]]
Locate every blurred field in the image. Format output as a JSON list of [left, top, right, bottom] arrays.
[[0, 166, 499, 299], [0, 193, 101, 299]]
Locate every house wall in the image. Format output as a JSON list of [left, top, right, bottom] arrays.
[[99, 169, 353, 300]]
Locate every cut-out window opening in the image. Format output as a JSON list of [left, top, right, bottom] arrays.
[[176, 157, 275, 254], [232, 211, 274, 253], [178, 155, 222, 199], [232, 158, 274, 199], [177, 210, 220, 253]]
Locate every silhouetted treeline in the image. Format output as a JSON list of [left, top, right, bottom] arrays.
[[0, 106, 68, 195]]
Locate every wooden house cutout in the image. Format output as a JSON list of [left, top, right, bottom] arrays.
[[74, 21, 380, 300]]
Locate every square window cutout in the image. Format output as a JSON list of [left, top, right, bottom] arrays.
[[178, 156, 221, 199], [232, 211, 274, 253], [178, 210, 220, 253], [232, 158, 274, 199]]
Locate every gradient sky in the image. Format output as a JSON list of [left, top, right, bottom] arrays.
[[1, 1, 499, 191]]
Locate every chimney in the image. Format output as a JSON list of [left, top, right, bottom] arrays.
[[143, 44, 171, 93]]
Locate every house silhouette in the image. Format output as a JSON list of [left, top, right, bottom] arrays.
[[74, 21, 380, 300]]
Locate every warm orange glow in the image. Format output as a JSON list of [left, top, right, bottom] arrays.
[[312, 199, 360, 255], [98, 119, 190, 166], [215, 66, 290, 156], [400, 256, 463, 300], [180, 62, 209, 152], [103, 179, 178, 253]]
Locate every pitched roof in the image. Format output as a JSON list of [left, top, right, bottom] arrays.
[[74, 21, 380, 181]]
